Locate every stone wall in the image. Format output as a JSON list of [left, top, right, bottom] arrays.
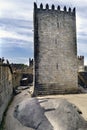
[[12, 66, 33, 88], [0, 62, 13, 124], [78, 56, 84, 72], [34, 3, 78, 95], [12, 72, 22, 88], [13, 72, 33, 88]]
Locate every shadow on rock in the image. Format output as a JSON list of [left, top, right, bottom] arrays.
[[14, 98, 53, 130], [14, 98, 87, 130]]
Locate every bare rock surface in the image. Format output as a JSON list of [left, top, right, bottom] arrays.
[[4, 88, 34, 130], [14, 98, 53, 130], [4, 87, 87, 130], [14, 98, 87, 130]]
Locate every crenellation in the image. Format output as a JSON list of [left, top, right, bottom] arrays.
[[29, 58, 33, 67], [2, 57, 4, 63], [34, 2, 37, 10], [73, 7, 76, 15], [64, 6, 67, 12], [46, 4, 49, 9], [57, 5, 60, 11], [34, 2, 76, 14], [0, 58, 1, 62], [78, 56, 84, 72], [51, 4, 55, 10], [6, 59, 9, 64], [69, 7, 71, 12], [78, 56, 84, 60], [40, 3, 43, 9]]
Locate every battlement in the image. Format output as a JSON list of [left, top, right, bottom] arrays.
[[78, 56, 84, 60], [0, 57, 10, 65], [0, 57, 4, 64], [29, 58, 33, 67], [78, 56, 84, 72], [34, 2, 76, 15], [0, 57, 13, 73]]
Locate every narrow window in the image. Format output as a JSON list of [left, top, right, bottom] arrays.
[[57, 22, 59, 28], [56, 63, 58, 69]]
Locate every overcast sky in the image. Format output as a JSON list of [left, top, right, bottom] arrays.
[[0, 0, 87, 65]]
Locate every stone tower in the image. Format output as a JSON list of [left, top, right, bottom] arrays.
[[78, 56, 84, 72], [33, 3, 78, 96]]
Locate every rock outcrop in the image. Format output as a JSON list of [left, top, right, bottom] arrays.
[[14, 98, 87, 130]]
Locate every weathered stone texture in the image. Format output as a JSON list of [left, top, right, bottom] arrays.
[[78, 56, 84, 72], [14, 98, 87, 130], [0, 63, 13, 124], [12, 72, 22, 88], [34, 4, 78, 95]]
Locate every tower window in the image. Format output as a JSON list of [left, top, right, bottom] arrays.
[[57, 22, 59, 28], [56, 63, 58, 69]]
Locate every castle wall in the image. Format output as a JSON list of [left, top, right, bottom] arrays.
[[12, 72, 22, 88], [0, 62, 13, 124], [34, 3, 78, 95], [12, 66, 33, 88], [78, 56, 84, 72]]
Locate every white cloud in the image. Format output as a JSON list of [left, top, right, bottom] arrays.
[[0, 1, 15, 10], [15, 11, 33, 21], [0, 0, 34, 20], [0, 29, 33, 42], [0, 0, 87, 64], [0, 29, 33, 50], [78, 42, 87, 53]]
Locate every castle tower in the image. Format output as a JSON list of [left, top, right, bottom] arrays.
[[78, 56, 84, 72], [33, 3, 78, 96]]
